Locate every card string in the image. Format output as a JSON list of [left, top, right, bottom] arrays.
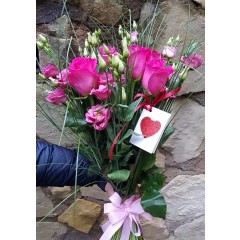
[[134, 87, 181, 112]]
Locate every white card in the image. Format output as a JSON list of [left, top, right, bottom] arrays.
[[129, 107, 171, 154]]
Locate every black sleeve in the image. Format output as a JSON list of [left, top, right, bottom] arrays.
[[36, 141, 107, 191]]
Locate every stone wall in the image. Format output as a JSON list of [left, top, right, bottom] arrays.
[[36, 0, 205, 239]]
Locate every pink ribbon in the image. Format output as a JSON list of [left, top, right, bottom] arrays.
[[100, 192, 153, 240]]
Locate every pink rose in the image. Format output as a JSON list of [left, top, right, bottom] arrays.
[[142, 59, 174, 95], [162, 46, 176, 58], [182, 54, 203, 69], [90, 85, 111, 101], [99, 46, 118, 64], [85, 104, 111, 130], [68, 57, 100, 97], [131, 31, 138, 43], [127, 45, 151, 80], [45, 88, 67, 105], [56, 68, 68, 88], [42, 64, 59, 78]]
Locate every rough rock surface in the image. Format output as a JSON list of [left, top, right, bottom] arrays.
[[58, 199, 102, 233], [141, 217, 169, 240], [156, 0, 205, 94], [36, 222, 68, 240], [162, 98, 205, 164], [49, 186, 72, 200], [80, 185, 109, 202], [168, 215, 205, 240], [161, 174, 205, 232], [36, 187, 54, 218]]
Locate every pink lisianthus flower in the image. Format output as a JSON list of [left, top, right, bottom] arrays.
[[99, 46, 118, 64], [99, 72, 114, 86], [181, 53, 203, 69], [90, 85, 112, 101], [127, 45, 151, 80], [68, 57, 100, 97], [127, 45, 163, 80], [142, 59, 174, 95], [56, 68, 68, 88], [45, 88, 67, 105], [162, 46, 176, 58], [131, 31, 138, 43], [85, 104, 111, 130], [42, 64, 60, 78]]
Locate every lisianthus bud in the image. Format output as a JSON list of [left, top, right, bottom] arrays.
[[123, 46, 129, 58], [162, 46, 176, 58], [36, 41, 44, 49], [113, 69, 119, 78], [97, 28, 102, 36], [118, 25, 123, 36], [78, 46, 82, 55], [133, 20, 138, 30], [126, 32, 131, 41], [91, 33, 98, 46], [103, 44, 110, 55], [98, 54, 107, 69], [87, 33, 92, 45], [167, 37, 174, 46], [118, 60, 125, 73], [179, 67, 189, 81], [112, 55, 120, 68], [90, 50, 97, 59], [49, 77, 58, 86], [122, 87, 126, 100], [39, 34, 47, 43], [122, 37, 128, 49], [83, 47, 89, 57], [131, 31, 138, 43], [38, 73, 46, 80], [172, 63, 178, 71], [175, 35, 180, 43], [84, 39, 89, 48]]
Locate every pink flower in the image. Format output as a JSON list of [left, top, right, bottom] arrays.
[[162, 46, 176, 58], [85, 104, 111, 130], [182, 54, 203, 69], [45, 88, 67, 105], [42, 64, 60, 78], [90, 85, 112, 101], [127, 45, 163, 80], [127, 45, 151, 80], [131, 31, 138, 43], [99, 72, 114, 86], [56, 68, 68, 88], [142, 59, 174, 95], [68, 57, 100, 97], [99, 46, 118, 64]]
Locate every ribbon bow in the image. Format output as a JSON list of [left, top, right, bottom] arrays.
[[100, 192, 153, 240], [135, 87, 181, 112]]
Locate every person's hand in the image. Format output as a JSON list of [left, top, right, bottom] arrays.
[[105, 182, 114, 197]]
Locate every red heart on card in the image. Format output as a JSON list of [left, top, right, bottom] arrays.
[[140, 117, 161, 138]]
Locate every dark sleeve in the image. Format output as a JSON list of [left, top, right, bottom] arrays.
[[36, 141, 107, 191]]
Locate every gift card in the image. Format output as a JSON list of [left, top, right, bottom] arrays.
[[129, 107, 171, 153]]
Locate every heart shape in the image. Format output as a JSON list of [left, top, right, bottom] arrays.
[[140, 117, 161, 138]]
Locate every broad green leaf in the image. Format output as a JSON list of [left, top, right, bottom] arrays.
[[141, 190, 167, 218], [141, 173, 166, 192], [106, 124, 114, 142], [107, 169, 130, 182], [142, 152, 156, 171], [159, 126, 174, 146], [122, 97, 142, 122], [118, 129, 141, 144], [65, 115, 87, 127]]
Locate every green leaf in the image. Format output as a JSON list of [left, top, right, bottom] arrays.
[[141, 173, 166, 192], [65, 115, 87, 127], [141, 190, 167, 218], [106, 124, 114, 142], [122, 97, 142, 122], [107, 169, 130, 182], [142, 152, 156, 171], [159, 126, 174, 146], [118, 129, 141, 144]]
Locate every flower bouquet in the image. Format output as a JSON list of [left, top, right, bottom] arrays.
[[37, 15, 202, 240]]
